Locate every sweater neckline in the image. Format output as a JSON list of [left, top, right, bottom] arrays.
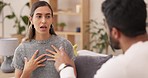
[[31, 35, 55, 44]]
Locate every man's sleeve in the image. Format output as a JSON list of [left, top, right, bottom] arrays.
[[60, 67, 76, 78]]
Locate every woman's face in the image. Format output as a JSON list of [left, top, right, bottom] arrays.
[[31, 6, 53, 35]]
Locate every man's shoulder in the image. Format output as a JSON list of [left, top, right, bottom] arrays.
[[104, 54, 126, 67], [94, 54, 127, 78]]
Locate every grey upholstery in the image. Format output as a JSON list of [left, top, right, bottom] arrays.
[[74, 55, 113, 78]]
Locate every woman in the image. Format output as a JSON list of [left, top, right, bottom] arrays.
[[11, 1, 75, 78]]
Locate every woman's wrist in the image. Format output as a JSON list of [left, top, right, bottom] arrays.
[[20, 69, 32, 78], [23, 68, 32, 74]]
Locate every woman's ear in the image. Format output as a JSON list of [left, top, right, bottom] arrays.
[[29, 16, 33, 24], [111, 27, 121, 39]]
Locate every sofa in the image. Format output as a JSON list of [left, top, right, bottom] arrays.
[[74, 50, 113, 78], [0, 50, 112, 78]]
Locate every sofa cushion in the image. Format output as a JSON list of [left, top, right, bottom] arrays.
[[74, 55, 112, 78]]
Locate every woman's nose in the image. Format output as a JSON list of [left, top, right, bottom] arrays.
[[41, 17, 46, 24]]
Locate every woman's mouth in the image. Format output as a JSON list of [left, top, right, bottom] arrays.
[[40, 26, 47, 31]]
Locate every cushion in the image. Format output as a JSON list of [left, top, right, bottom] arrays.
[[74, 55, 113, 78]]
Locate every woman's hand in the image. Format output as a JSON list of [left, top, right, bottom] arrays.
[[23, 50, 47, 74], [45, 45, 74, 72]]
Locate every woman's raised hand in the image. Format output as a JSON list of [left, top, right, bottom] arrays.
[[23, 50, 47, 74], [45, 45, 74, 72]]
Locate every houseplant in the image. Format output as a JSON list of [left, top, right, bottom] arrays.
[[57, 22, 66, 31], [0, 1, 29, 43], [87, 19, 109, 53]]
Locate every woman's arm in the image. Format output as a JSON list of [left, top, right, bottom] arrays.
[[62, 40, 77, 76], [15, 68, 32, 78], [15, 69, 23, 78], [14, 50, 47, 78]]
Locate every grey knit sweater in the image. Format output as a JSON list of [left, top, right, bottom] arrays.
[[12, 35, 75, 78]]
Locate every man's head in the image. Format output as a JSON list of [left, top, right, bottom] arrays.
[[102, 0, 147, 49]]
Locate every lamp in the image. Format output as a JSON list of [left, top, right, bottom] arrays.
[[0, 38, 18, 73]]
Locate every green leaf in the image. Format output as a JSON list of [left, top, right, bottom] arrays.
[[20, 26, 25, 31], [25, 2, 30, 8], [17, 26, 25, 34], [5, 12, 15, 19], [92, 26, 98, 29], [58, 22, 66, 27], [0, 1, 3, 4], [90, 19, 98, 25], [91, 33, 97, 38], [97, 29, 104, 33], [21, 15, 29, 25], [0, 1, 7, 13]]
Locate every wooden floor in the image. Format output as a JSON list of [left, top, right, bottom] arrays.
[[0, 70, 14, 78]]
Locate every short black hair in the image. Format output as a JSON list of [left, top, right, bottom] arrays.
[[102, 0, 147, 37]]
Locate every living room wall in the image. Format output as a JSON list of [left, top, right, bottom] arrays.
[[1, 0, 104, 37], [1, 0, 148, 37], [0, 0, 148, 54]]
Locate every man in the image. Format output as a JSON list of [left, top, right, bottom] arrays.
[[46, 0, 148, 78]]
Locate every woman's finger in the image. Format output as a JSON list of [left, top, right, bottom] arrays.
[[37, 58, 47, 64], [51, 45, 60, 53], [35, 54, 46, 61], [46, 49, 56, 55], [37, 64, 46, 68], [31, 50, 39, 60], [59, 48, 65, 56], [47, 58, 55, 61], [46, 54, 55, 58], [24, 57, 28, 63]]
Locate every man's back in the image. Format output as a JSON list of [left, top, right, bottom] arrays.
[[94, 41, 148, 78]]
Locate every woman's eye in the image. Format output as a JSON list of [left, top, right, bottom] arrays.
[[46, 16, 51, 18], [36, 15, 42, 18]]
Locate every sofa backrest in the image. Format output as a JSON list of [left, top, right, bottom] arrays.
[[74, 55, 113, 78]]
